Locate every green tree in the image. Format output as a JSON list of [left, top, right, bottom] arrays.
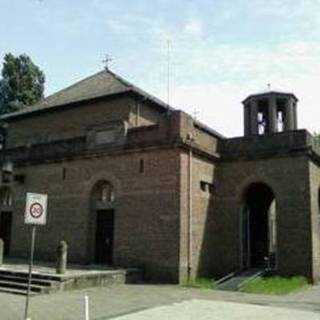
[[0, 53, 45, 114], [314, 132, 320, 144]]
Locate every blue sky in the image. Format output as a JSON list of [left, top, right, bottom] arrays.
[[1, 0, 320, 136]]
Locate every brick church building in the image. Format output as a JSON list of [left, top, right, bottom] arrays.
[[0, 69, 320, 283]]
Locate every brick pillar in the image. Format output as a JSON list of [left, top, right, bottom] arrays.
[[293, 102, 298, 129], [244, 104, 251, 136], [170, 110, 194, 142], [250, 99, 258, 135], [268, 96, 278, 134], [284, 98, 295, 131]]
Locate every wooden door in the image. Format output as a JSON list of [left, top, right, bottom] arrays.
[[95, 210, 114, 264], [0, 212, 12, 256]]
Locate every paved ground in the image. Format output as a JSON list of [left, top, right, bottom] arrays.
[[113, 299, 320, 320], [1, 284, 320, 320]]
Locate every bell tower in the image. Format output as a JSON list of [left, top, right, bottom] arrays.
[[242, 92, 298, 136]]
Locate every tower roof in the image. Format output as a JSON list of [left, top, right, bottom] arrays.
[[242, 91, 298, 105]]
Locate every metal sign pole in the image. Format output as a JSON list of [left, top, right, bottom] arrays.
[[24, 225, 36, 320], [23, 193, 47, 320]]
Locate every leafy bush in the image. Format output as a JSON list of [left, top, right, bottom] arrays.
[[240, 276, 308, 295], [182, 277, 216, 290]]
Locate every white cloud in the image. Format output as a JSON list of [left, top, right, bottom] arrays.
[[144, 41, 320, 137], [20, 0, 320, 138], [86, 3, 320, 138]]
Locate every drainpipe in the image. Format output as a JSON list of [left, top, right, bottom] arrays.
[[186, 133, 194, 280]]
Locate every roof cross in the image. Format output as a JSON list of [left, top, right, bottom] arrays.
[[102, 54, 113, 70]]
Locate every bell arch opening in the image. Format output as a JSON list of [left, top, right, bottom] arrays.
[[241, 182, 277, 269], [90, 180, 115, 265]]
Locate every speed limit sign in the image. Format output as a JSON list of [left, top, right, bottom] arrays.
[[25, 193, 48, 225]]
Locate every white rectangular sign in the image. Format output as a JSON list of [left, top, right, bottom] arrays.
[[25, 193, 48, 225]]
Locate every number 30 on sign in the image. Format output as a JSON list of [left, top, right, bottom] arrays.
[[25, 193, 48, 225]]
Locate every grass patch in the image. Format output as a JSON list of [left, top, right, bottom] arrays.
[[182, 277, 216, 290], [240, 276, 309, 295]]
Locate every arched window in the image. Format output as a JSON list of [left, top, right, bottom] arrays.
[[0, 187, 12, 207], [91, 181, 114, 203]]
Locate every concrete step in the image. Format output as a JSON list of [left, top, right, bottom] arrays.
[[0, 287, 37, 296], [0, 280, 50, 293], [0, 273, 54, 286], [0, 269, 61, 282], [0, 267, 143, 295], [0, 269, 60, 295]]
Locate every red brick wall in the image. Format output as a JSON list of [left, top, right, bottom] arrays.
[[10, 148, 181, 282]]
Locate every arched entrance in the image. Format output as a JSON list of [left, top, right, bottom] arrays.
[[91, 181, 115, 265], [318, 187, 320, 235], [242, 183, 276, 269], [0, 186, 13, 256]]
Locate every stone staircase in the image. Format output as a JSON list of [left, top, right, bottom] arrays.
[[0, 267, 142, 296], [0, 269, 61, 295]]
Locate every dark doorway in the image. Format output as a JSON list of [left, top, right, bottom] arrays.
[[242, 183, 276, 268], [318, 188, 320, 216], [95, 210, 114, 264], [0, 212, 12, 256]]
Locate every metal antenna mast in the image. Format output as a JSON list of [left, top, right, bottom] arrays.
[[166, 39, 171, 107], [193, 108, 200, 120]]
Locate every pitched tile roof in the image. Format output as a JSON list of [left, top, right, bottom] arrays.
[[0, 69, 172, 120], [0, 69, 224, 138], [36, 70, 129, 108]]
